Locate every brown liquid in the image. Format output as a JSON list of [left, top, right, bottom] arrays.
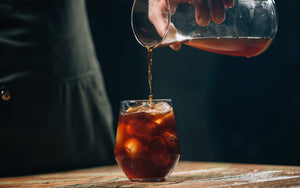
[[147, 47, 153, 106], [184, 37, 272, 58], [114, 109, 180, 181]]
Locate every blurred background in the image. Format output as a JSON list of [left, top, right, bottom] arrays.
[[86, 0, 300, 166]]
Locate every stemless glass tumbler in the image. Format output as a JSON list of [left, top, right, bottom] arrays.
[[131, 0, 278, 57], [114, 99, 180, 182]]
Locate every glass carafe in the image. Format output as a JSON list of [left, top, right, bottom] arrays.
[[131, 0, 278, 57]]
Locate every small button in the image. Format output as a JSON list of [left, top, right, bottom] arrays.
[[1, 88, 11, 101]]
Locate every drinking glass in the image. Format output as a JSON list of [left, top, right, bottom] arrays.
[[114, 99, 180, 182], [131, 0, 278, 57]]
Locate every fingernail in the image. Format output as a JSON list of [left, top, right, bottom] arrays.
[[171, 43, 181, 51], [224, 0, 234, 8], [213, 12, 225, 24], [197, 14, 210, 26]]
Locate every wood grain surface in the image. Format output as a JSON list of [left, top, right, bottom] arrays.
[[1, 161, 300, 187]]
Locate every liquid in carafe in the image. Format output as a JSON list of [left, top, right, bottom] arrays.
[[161, 37, 272, 58], [184, 37, 272, 58]]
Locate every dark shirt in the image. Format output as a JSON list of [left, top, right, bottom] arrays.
[[0, 0, 115, 176]]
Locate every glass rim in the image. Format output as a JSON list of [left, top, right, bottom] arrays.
[[121, 99, 172, 103]]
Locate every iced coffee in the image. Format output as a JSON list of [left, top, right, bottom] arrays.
[[114, 99, 180, 182]]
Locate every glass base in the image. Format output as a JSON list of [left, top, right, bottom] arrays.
[[129, 178, 166, 182]]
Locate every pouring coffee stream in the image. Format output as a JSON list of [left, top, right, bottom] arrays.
[[147, 47, 153, 106], [134, 0, 278, 103]]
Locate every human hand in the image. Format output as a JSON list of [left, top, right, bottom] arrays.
[[148, 0, 235, 50]]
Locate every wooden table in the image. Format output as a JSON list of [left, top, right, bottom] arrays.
[[1, 161, 300, 187]]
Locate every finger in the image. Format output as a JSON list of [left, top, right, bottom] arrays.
[[209, 0, 225, 24], [169, 0, 179, 15], [148, 0, 181, 50], [222, 0, 235, 8], [170, 43, 181, 51], [165, 23, 181, 50], [193, 0, 210, 26], [151, 14, 169, 38], [148, 0, 169, 37]]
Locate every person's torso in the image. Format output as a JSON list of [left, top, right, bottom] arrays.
[[0, 0, 97, 83]]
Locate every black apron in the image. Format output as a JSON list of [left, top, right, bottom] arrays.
[[0, 0, 115, 176]]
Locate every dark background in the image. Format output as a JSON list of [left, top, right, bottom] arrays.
[[86, 0, 300, 166]]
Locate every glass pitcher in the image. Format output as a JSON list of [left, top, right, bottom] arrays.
[[131, 0, 278, 57]]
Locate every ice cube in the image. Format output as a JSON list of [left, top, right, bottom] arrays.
[[153, 110, 174, 125], [163, 131, 178, 142], [126, 104, 144, 113], [154, 102, 172, 113], [126, 119, 157, 141], [115, 124, 126, 148], [148, 136, 171, 166], [162, 131, 180, 153], [126, 102, 149, 113], [124, 137, 143, 158]]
